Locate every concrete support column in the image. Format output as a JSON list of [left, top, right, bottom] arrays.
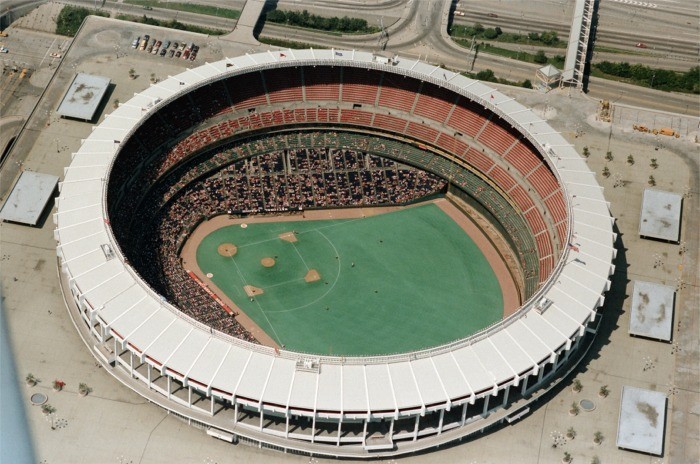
[[336, 418, 342, 446], [460, 402, 468, 426], [233, 401, 238, 424], [502, 385, 510, 407], [412, 415, 420, 441], [259, 407, 264, 431], [311, 415, 316, 443], [167, 376, 171, 400], [521, 375, 529, 395], [210, 395, 215, 415], [362, 418, 368, 445], [147, 363, 151, 388], [188, 386, 192, 407], [389, 417, 395, 439], [129, 351, 134, 377], [482, 395, 490, 416], [285, 412, 290, 438], [438, 409, 444, 435]]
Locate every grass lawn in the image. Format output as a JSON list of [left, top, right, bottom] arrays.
[[196, 204, 503, 356]]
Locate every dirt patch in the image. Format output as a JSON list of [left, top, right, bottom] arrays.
[[279, 231, 298, 242], [217, 243, 238, 257], [244, 285, 264, 297], [304, 269, 321, 282], [261, 257, 276, 267]]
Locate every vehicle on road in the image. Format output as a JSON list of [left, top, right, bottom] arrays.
[[635, 42, 648, 48], [50, 52, 62, 58], [0, 47, 8, 53]]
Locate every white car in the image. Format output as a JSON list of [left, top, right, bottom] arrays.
[[0, 47, 8, 54]]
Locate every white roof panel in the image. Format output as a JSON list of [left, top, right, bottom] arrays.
[[617, 386, 667, 455], [629, 281, 675, 341], [639, 188, 682, 242], [0, 171, 58, 225]]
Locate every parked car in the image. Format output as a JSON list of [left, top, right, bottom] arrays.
[[50, 52, 62, 58], [169, 49, 175, 58], [0, 47, 8, 53], [175, 51, 182, 58], [139, 38, 148, 50], [160, 48, 167, 56], [172, 42, 179, 50], [146, 45, 153, 53], [163, 41, 171, 49], [131, 37, 140, 48], [189, 52, 197, 61], [182, 49, 190, 60], [192, 45, 199, 53], [178, 43, 186, 51]]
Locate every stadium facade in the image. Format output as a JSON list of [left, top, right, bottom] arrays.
[[54, 49, 616, 458]]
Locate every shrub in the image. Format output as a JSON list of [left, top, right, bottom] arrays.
[[602, 166, 610, 178], [627, 154, 635, 165], [582, 146, 590, 158], [534, 50, 548, 64], [56, 6, 109, 37], [605, 151, 614, 161]]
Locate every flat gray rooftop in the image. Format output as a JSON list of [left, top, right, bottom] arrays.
[[0, 171, 58, 226], [56, 73, 111, 121], [629, 280, 675, 341], [617, 386, 667, 456], [639, 188, 682, 242]]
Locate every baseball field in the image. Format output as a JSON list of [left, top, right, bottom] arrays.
[[194, 202, 504, 356]]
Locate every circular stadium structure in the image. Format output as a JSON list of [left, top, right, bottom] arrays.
[[55, 49, 616, 458]]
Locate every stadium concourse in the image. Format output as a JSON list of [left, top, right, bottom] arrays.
[[54, 49, 615, 458]]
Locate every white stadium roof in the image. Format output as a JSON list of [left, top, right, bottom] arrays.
[[55, 49, 615, 419]]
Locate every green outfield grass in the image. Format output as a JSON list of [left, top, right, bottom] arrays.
[[196, 204, 503, 356]]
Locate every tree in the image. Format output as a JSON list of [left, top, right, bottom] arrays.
[[128, 68, 135, 79], [602, 166, 610, 178], [627, 154, 635, 165], [534, 50, 548, 64], [113, 98, 119, 109], [563, 451, 572, 463], [483, 28, 498, 39], [572, 378, 583, 392], [599, 385, 609, 398], [475, 69, 497, 82], [582, 146, 590, 158], [570, 401, 580, 416], [648, 175, 656, 186], [591, 456, 600, 464], [566, 427, 576, 439], [650, 158, 658, 169], [605, 151, 614, 161], [521, 79, 533, 89], [593, 431, 604, 444]]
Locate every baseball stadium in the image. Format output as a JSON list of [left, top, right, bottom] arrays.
[[54, 49, 616, 458]]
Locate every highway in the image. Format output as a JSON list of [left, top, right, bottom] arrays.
[[4, 0, 698, 116]]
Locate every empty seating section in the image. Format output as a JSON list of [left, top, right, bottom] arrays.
[[477, 119, 518, 155], [524, 208, 548, 240], [556, 221, 568, 245], [527, 165, 559, 199], [447, 97, 489, 138], [406, 122, 440, 145], [489, 165, 517, 192], [341, 67, 380, 105], [264, 68, 303, 104], [414, 83, 456, 124], [544, 190, 567, 225], [435, 133, 469, 158], [507, 185, 539, 229], [304, 67, 341, 101], [378, 73, 420, 113], [373, 114, 408, 134], [225, 73, 267, 109], [340, 109, 373, 126], [535, 231, 554, 260], [538, 255, 555, 285], [465, 147, 496, 174], [504, 142, 541, 177]]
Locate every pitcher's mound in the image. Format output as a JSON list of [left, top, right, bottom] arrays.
[[261, 257, 276, 267], [304, 269, 321, 283], [278, 231, 298, 243], [217, 243, 238, 257], [244, 285, 264, 297]]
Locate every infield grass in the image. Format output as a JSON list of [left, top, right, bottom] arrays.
[[196, 204, 503, 356]]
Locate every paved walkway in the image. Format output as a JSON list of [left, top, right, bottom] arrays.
[[221, 0, 265, 45]]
